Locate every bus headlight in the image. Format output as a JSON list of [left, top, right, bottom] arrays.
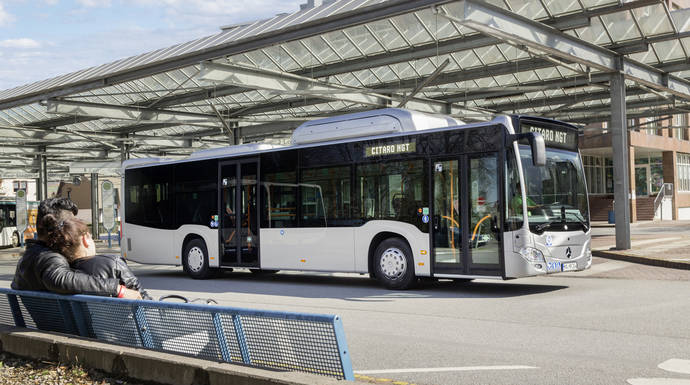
[[519, 247, 545, 263]]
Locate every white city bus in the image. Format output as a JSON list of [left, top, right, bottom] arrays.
[[0, 200, 20, 248], [122, 108, 591, 289]]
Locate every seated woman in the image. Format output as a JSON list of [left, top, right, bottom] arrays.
[[44, 214, 151, 300]]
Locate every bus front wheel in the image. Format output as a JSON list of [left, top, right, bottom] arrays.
[[182, 239, 215, 279], [374, 238, 417, 290], [11, 232, 20, 248]]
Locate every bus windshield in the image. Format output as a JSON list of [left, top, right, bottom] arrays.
[[519, 145, 589, 232]]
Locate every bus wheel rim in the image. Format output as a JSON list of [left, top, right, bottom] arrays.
[[187, 246, 204, 272], [380, 247, 406, 279]]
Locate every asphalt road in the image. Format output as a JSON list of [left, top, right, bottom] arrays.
[[0, 249, 688, 385]]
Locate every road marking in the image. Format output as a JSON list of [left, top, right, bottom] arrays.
[[355, 365, 538, 374], [627, 379, 690, 385], [659, 359, 690, 375]]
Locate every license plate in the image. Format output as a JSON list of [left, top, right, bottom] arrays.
[[546, 261, 561, 272], [562, 262, 578, 272]]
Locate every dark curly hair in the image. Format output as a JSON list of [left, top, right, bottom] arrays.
[[42, 214, 89, 262], [36, 198, 79, 241]]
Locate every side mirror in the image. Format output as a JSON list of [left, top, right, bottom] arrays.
[[510, 132, 546, 167]]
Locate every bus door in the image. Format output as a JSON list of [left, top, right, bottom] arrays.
[[219, 159, 259, 267], [431, 154, 502, 276]]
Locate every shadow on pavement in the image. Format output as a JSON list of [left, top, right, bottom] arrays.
[[136, 269, 568, 301]]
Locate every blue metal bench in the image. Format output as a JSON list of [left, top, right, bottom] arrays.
[[0, 288, 354, 381]]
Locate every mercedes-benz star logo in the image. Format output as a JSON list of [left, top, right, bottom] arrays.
[[565, 247, 572, 259]]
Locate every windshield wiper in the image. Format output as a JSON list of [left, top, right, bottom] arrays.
[[533, 221, 553, 233], [570, 215, 589, 232]]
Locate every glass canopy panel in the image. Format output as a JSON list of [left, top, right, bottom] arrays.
[[498, 44, 530, 61], [389, 62, 417, 80], [390, 13, 432, 46], [226, 54, 255, 68], [415, 8, 463, 41], [600, 12, 642, 43], [259, 46, 299, 71], [367, 20, 407, 51], [627, 50, 658, 65], [580, 0, 618, 9], [473, 46, 507, 66], [514, 70, 541, 83], [281, 40, 318, 67], [653, 40, 685, 62], [321, 31, 359, 60], [474, 77, 498, 88], [410, 58, 438, 77], [244, 50, 284, 72], [534, 67, 563, 81], [542, 0, 582, 17], [671, 9, 690, 32], [573, 17, 611, 45], [440, 2, 482, 36], [342, 25, 385, 56], [352, 69, 378, 87], [632, 5, 674, 36], [493, 73, 518, 86], [504, 0, 548, 19], [452, 51, 482, 69], [371, 66, 399, 83], [680, 37, 690, 59], [305, 36, 339, 64]]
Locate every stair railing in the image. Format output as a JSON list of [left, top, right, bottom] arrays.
[[653, 183, 674, 220]]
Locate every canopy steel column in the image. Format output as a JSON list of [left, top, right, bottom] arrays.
[[611, 61, 631, 250], [36, 147, 48, 201], [91, 173, 99, 238]]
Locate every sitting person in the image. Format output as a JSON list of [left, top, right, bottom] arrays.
[[12, 198, 141, 299], [43, 214, 151, 300]]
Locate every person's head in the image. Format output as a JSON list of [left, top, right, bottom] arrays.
[[36, 198, 78, 241], [42, 215, 95, 262]]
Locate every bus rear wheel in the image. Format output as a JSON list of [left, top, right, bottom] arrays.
[[374, 238, 417, 290], [182, 239, 216, 279], [11, 232, 20, 248]]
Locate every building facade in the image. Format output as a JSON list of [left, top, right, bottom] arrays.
[[581, 115, 690, 221]]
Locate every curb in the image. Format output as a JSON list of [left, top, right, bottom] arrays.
[[592, 250, 690, 270], [0, 326, 346, 385]]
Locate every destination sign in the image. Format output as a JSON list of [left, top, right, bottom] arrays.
[[522, 123, 578, 151], [365, 142, 416, 157]]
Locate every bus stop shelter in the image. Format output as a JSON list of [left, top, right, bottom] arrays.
[[2, 0, 690, 249]]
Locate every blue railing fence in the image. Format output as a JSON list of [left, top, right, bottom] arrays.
[[0, 288, 353, 381]]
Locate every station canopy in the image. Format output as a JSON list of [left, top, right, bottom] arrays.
[[2, 0, 690, 179]]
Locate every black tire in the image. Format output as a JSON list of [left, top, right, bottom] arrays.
[[374, 237, 417, 290], [250, 269, 279, 275], [182, 239, 216, 279], [11, 232, 20, 248]]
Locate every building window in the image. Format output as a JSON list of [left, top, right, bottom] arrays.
[[583, 155, 613, 194], [673, 114, 687, 141], [645, 118, 660, 136], [679, 153, 690, 192]]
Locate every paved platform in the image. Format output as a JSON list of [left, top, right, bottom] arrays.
[[590, 220, 690, 270]]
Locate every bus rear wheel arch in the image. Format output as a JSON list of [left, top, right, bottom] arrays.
[[182, 238, 217, 279], [373, 237, 417, 290]]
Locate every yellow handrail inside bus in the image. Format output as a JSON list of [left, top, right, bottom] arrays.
[[471, 214, 492, 241]]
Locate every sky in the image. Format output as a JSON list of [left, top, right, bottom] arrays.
[[0, 0, 303, 91]]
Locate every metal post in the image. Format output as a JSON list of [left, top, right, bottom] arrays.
[[610, 59, 631, 250], [91, 173, 99, 239], [36, 148, 48, 201], [41, 153, 48, 200]]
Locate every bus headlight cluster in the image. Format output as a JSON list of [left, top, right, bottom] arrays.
[[519, 247, 545, 263]]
